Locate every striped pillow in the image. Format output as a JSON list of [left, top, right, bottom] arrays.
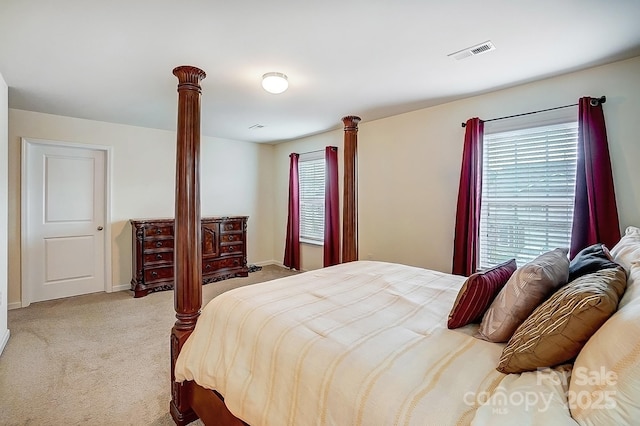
[[497, 266, 627, 374], [447, 259, 517, 329]]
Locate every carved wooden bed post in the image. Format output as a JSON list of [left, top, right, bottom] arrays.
[[170, 65, 206, 425], [341, 116, 361, 263]]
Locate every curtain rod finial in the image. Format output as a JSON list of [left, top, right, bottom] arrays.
[[461, 122, 466, 128]]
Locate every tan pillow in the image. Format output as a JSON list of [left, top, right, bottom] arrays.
[[477, 248, 569, 342], [497, 266, 627, 373]]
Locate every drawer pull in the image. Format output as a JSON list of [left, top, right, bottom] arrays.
[[156, 241, 163, 248], [205, 264, 211, 270], [226, 224, 233, 230], [155, 254, 163, 260], [151, 271, 158, 278], [156, 228, 162, 234], [228, 235, 235, 241], [234, 259, 239, 265], [228, 246, 235, 252]]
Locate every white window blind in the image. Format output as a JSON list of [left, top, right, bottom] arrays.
[[299, 153, 325, 243], [479, 121, 578, 269]]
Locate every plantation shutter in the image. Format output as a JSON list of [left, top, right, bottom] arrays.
[[479, 121, 578, 268], [299, 153, 325, 243]]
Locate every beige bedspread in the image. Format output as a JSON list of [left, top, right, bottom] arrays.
[[175, 261, 576, 425]]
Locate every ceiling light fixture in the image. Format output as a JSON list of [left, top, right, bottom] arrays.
[[262, 72, 289, 94]]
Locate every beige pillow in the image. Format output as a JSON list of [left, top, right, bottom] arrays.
[[609, 225, 640, 272], [610, 225, 640, 309], [497, 266, 627, 374], [570, 233, 640, 426], [477, 248, 569, 342]]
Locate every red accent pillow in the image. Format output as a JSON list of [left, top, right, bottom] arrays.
[[447, 259, 517, 329]]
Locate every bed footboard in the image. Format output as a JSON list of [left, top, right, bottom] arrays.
[[190, 384, 247, 426]]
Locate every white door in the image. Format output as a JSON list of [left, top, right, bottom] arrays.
[[23, 139, 107, 304]]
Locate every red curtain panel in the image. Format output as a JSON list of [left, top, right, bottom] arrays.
[[283, 153, 301, 270], [570, 97, 620, 257], [324, 146, 340, 267], [452, 118, 484, 276]]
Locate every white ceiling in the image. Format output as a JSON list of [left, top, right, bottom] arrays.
[[1, 0, 640, 144]]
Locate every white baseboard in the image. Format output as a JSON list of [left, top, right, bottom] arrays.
[[253, 260, 279, 267], [0, 329, 10, 356], [111, 284, 130, 292], [252, 260, 304, 272], [8, 301, 22, 310]]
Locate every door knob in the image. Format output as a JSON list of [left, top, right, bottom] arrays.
[[97, 226, 104, 231]]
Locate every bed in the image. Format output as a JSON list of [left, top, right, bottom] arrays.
[[174, 260, 576, 425], [168, 66, 640, 425]]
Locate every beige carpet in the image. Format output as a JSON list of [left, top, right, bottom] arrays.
[[0, 265, 298, 426]]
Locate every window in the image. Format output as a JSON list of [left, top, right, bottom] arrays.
[[298, 151, 325, 244], [479, 120, 578, 269]]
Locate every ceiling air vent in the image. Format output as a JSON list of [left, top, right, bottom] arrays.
[[448, 41, 496, 60]]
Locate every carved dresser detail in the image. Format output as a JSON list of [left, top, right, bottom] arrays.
[[130, 216, 249, 297]]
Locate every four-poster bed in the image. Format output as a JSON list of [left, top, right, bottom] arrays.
[[169, 66, 371, 426], [167, 63, 367, 425], [168, 66, 640, 426]]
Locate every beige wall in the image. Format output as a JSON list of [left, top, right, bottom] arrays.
[[7, 56, 640, 305], [273, 56, 640, 273], [0, 72, 8, 352], [8, 110, 275, 306]]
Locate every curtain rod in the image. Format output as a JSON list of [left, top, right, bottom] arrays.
[[460, 96, 606, 127], [299, 146, 337, 155]]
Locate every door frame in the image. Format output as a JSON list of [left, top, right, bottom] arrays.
[[20, 137, 112, 307]]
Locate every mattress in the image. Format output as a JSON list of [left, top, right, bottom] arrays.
[[175, 260, 577, 425]]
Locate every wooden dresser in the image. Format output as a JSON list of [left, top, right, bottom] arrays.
[[130, 216, 249, 297]]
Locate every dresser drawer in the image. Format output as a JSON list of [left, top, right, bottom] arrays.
[[144, 265, 174, 283], [220, 243, 243, 255], [143, 251, 173, 265], [220, 233, 242, 243], [220, 220, 243, 233], [203, 256, 243, 273], [143, 238, 174, 251], [144, 224, 173, 237]]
